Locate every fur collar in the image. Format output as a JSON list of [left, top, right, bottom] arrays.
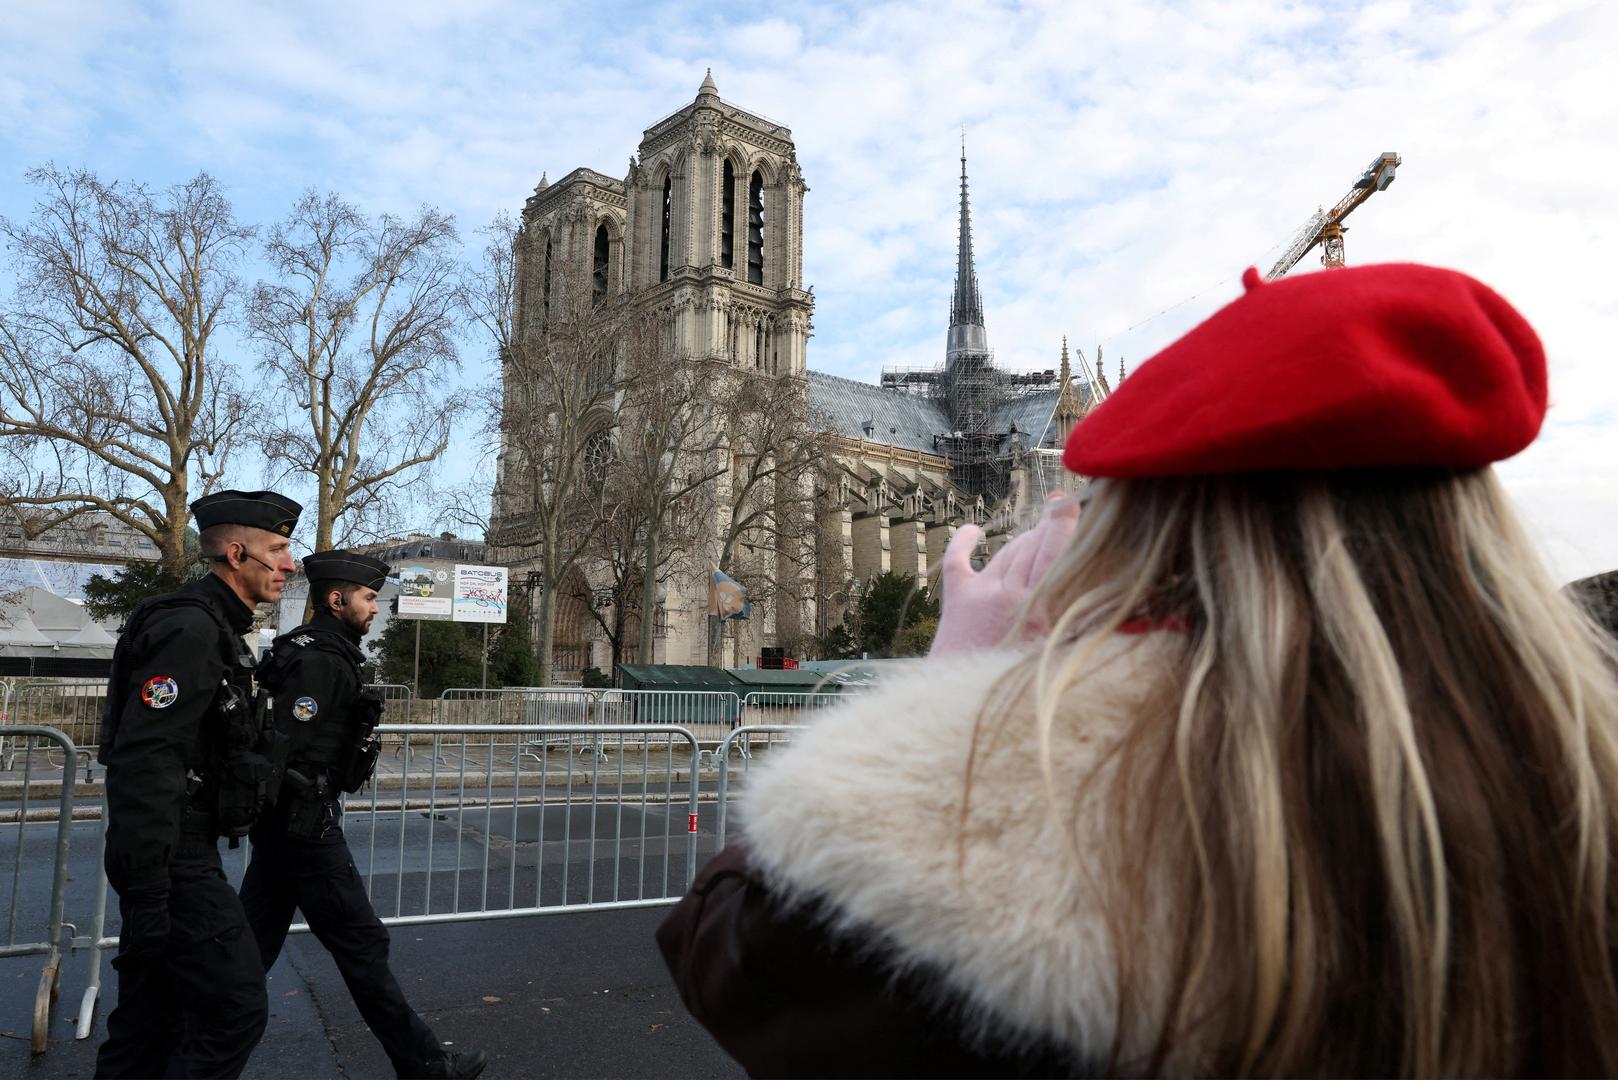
[[740, 636, 1182, 1063]]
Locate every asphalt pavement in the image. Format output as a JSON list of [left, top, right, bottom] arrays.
[[5, 905, 743, 1079]]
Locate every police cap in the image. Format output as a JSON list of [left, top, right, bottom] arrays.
[[303, 550, 391, 591], [190, 490, 303, 536]]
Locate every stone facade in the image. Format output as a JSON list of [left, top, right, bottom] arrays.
[[491, 73, 1103, 676]]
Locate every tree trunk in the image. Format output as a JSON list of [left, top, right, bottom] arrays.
[[610, 601, 626, 673], [637, 525, 659, 664], [535, 583, 558, 687], [315, 478, 337, 552], [160, 484, 190, 581]]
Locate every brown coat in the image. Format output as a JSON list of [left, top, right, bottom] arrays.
[[657, 642, 1179, 1077], [657, 843, 1082, 1078]]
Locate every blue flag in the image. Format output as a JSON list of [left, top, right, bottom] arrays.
[[709, 568, 751, 622]]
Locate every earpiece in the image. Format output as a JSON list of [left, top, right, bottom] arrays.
[[210, 547, 279, 573]]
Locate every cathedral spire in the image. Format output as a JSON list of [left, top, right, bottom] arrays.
[[950, 129, 985, 330], [945, 130, 990, 365]]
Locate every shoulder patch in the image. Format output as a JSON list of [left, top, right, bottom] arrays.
[[292, 696, 319, 722], [291, 635, 315, 647], [140, 676, 180, 709]]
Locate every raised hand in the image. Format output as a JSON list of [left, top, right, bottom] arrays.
[[929, 492, 1082, 657]]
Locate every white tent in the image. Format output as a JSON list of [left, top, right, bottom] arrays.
[[0, 606, 56, 652], [0, 587, 119, 659]]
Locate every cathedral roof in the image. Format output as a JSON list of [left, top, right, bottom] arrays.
[[989, 390, 1081, 452], [807, 370, 950, 454], [809, 369, 1096, 458]]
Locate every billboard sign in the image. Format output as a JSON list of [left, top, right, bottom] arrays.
[[395, 563, 453, 619], [452, 564, 508, 624]]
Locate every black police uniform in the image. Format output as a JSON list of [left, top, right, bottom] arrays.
[[240, 552, 484, 1080], [94, 489, 300, 1079]]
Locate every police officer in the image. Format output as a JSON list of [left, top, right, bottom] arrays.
[[95, 489, 301, 1079], [240, 551, 487, 1080]]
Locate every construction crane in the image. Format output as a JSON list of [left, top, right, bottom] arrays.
[[1266, 151, 1401, 280]]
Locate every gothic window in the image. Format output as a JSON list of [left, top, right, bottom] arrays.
[[754, 322, 764, 370], [583, 430, 612, 483], [720, 160, 735, 270], [592, 224, 610, 306], [660, 176, 672, 282], [542, 233, 553, 329], [746, 171, 764, 285]]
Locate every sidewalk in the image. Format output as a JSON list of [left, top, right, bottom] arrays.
[[8, 906, 742, 1080]]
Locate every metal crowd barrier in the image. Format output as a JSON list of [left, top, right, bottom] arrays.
[[713, 725, 805, 848], [14, 708, 841, 1052], [436, 687, 767, 765], [2, 682, 105, 779], [344, 723, 705, 922], [589, 689, 741, 764], [0, 726, 80, 1054], [66, 722, 708, 1047], [432, 688, 596, 763], [363, 682, 415, 723], [737, 690, 843, 732]]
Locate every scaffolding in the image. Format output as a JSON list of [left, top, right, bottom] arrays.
[[877, 349, 1065, 504]]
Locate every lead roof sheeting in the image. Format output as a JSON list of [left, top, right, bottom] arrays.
[[989, 388, 1084, 451], [807, 370, 951, 454]]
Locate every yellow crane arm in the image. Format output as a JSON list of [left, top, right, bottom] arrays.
[[1266, 151, 1400, 280]]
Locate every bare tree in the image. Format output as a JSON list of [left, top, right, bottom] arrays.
[[463, 213, 622, 685], [569, 477, 648, 673], [703, 372, 830, 662], [249, 192, 462, 551], [611, 324, 732, 663], [0, 167, 253, 576]]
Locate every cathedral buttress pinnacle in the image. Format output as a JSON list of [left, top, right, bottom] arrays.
[[1055, 336, 1083, 434]]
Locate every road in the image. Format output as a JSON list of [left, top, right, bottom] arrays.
[[0, 796, 746, 1078]]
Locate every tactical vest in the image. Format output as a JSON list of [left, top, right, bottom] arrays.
[[261, 627, 384, 795], [101, 591, 285, 842]]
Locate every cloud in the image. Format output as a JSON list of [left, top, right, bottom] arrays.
[[2, 0, 1614, 578]]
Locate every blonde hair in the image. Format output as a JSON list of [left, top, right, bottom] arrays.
[[1017, 468, 1618, 1076]]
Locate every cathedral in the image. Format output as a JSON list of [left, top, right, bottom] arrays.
[[490, 72, 1105, 673]]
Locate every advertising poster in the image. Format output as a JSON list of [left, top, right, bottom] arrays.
[[395, 563, 453, 619], [452, 564, 508, 624]]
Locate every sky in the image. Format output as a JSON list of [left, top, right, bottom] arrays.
[[2, 0, 1615, 582]]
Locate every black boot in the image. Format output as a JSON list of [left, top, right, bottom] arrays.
[[407, 1049, 488, 1079]]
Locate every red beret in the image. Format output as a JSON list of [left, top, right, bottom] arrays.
[[1063, 263, 1547, 477]]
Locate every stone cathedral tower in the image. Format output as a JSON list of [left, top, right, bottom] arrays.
[[515, 70, 813, 370], [496, 72, 817, 671]]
